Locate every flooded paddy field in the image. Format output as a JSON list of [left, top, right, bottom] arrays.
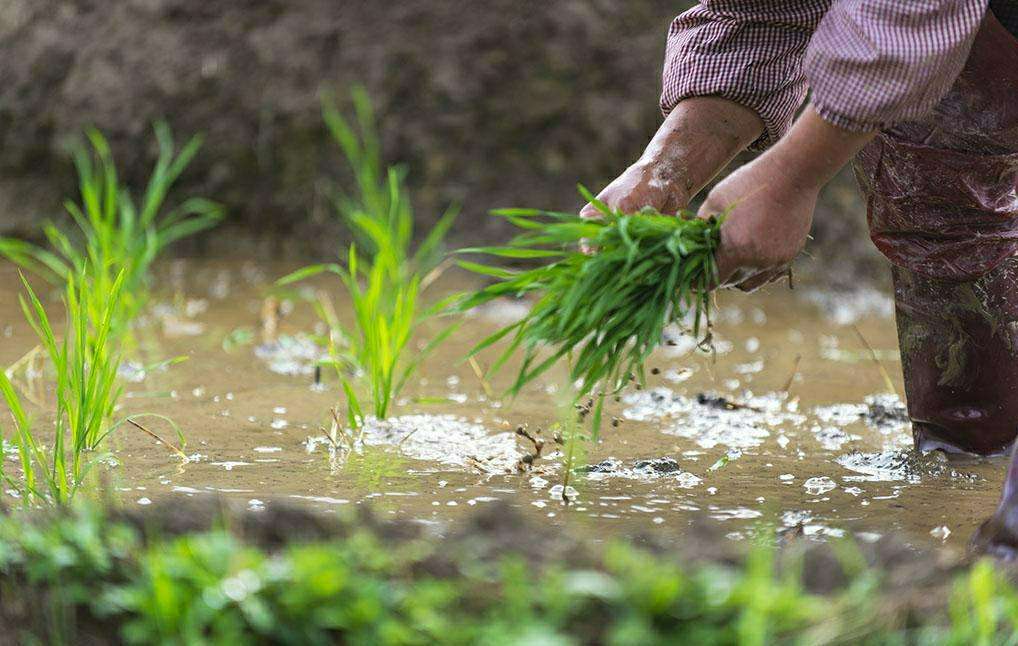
[[0, 258, 1002, 555]]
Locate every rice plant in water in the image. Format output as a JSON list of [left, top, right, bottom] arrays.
[[279, 88, 458, 428], [321, 87, 457, 279], [0, 272, 127, 505], [457, 188, 722, 436], [0, 122, 224, 337]]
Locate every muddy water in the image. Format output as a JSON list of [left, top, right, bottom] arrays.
[[0, 258, 1006, 552]]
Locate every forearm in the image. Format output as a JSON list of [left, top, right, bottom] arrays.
[[638, 97, 764, 204], [661, 2, 827, 147], [764, 106, 876, 191]]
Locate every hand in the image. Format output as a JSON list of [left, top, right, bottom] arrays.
[[698, 106, 877, 291], [580, 97, 765, 221], [579, 161, 690, 219], [697, 159, 818, 291]]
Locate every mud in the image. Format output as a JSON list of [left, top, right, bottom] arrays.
[[0, 258, 1011, 554]]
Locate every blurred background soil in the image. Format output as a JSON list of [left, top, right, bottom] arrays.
[[0, 0, 885, 285]]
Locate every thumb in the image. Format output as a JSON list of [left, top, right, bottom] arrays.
[[698, 195, 738, 288], [579, 200, 602, 220], [696, 193, 726, 221], [706, 236, 737, 290]]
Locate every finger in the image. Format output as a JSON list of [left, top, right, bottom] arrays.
[[711, 243, 748, 290], [696, 194, 731, 221], [734, 266, 787, 293], [579, 200, 604, 253], [579, 200, 602, 220]]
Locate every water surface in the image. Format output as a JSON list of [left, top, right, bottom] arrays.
[[0, 259, 1001, 552]]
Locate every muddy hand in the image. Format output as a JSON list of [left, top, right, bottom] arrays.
[[579, 161, 691, 221], [697, 107, 878, 290], [579, 161, 691, 253], [696, 159, 817, 291], [579, 97, 766, 253]]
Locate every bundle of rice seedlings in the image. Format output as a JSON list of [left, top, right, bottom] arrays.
[[456, 188, 723, 436]]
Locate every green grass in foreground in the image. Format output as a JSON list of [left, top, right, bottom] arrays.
[[457, 192, 722, 436], [0, 503, 1014, 645]]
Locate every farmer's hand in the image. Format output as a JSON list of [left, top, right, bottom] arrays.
[[698, 159, 817, 291], [579, 160, 690, 218], [580, 97, 764, 219], [699, 107, 878, 291]]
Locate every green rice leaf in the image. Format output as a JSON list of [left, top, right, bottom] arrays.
[[456, 260, 519, 279], [457, 247, 566, 259], [276, 263, 345, 286]]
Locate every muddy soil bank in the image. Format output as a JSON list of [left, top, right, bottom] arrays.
[[107, 497, 975, 595], [0, 1, 883, 281]]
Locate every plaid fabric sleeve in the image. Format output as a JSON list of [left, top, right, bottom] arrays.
[[660, 1, 831, 149], [805, 0, 988, 132]]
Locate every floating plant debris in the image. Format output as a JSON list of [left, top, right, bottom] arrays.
[[457, 188, 722, 436]]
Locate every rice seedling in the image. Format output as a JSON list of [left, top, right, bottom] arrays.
[[456, 187, 722, 436], [278, 88, 459, 428], [320, 86, 458, 280], [0, 271, 147, 505], [0, 122, 224, 337]]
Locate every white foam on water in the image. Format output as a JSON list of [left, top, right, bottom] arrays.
[[803, 476, 837, 495], [254, 334, 328, 376], [710, 507, 762, 521], [624, 388, 803, 450], [359, 414, 525, 473], [801, 286, 895, 325], [811, 425, 859, 451], [835, 451, 924, 483], [289, 495, 350, 505]]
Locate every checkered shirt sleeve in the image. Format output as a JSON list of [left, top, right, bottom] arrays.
[[661, 1, 988, 148]]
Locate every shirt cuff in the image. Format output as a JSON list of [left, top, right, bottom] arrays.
[[809, 100, 885, 134], [661, 91, 785, 151]]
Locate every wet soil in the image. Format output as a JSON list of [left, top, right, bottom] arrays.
[[0, 258, 1005, 555]]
